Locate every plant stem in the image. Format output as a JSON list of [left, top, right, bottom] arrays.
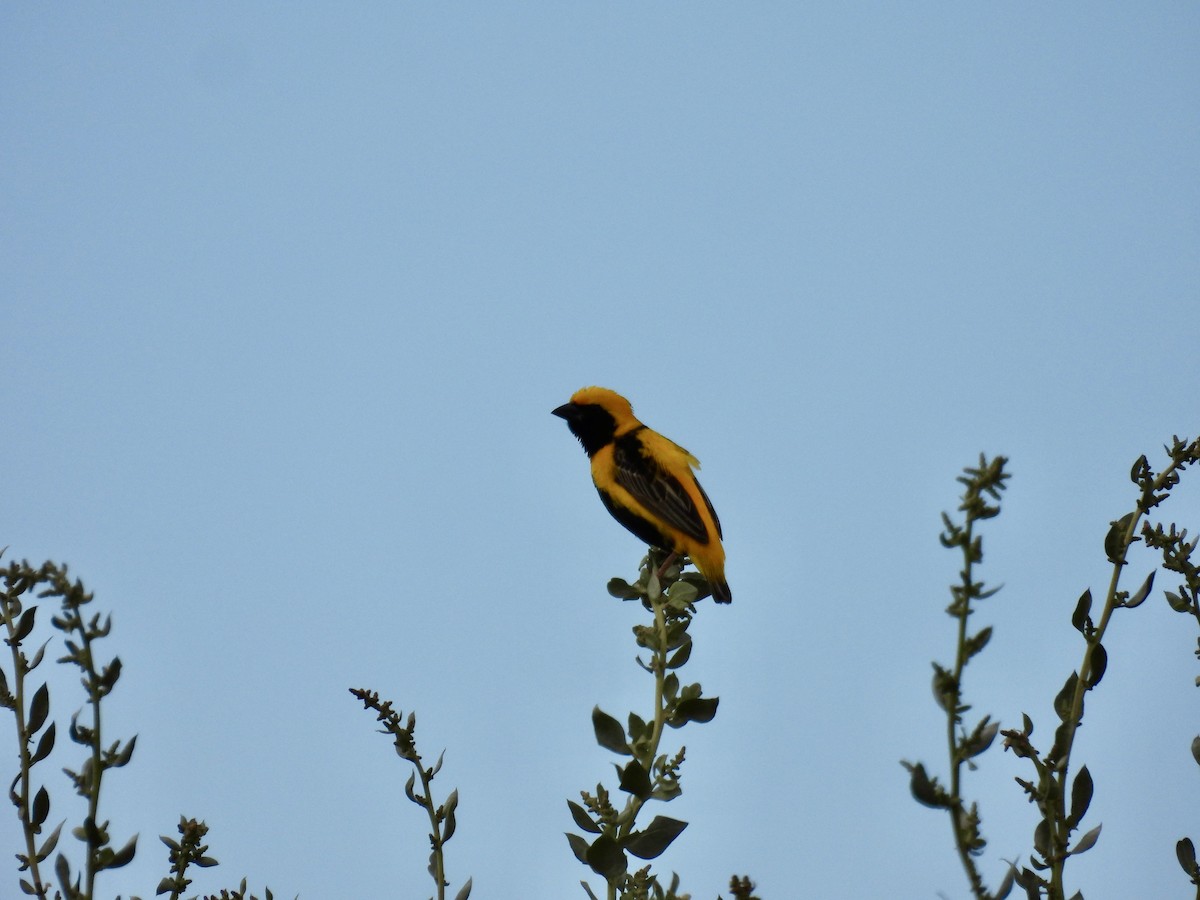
[[5, 623, 50, 898], [1047, 454, 1188, 895], [647, 596, 669, 763], [419, 763, 446, 900], [2, 566, 53, 900], [75, 619, 105, 900], [609, 575, 674, 897], [948, 514, 989, 900]]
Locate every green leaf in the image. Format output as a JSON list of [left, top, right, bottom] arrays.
[[453, 877, 472, 900], [1191, 736, 1200, 768], [627, 713, 647, 743], [1053, 672, 1079, 722], [624, 816, 687, 860], [567, 801, 601, 834], [993, 863, 1016, 900], [1166, 590, 1192, 613], [633, 625, 660, 654], [113, 734, 137, 767], [80, 816, 105, 848], [1130, 453, 1151, 485], [646, 569, 662, 600], [1069, 766, 1093, 827], [105, 834, 138, 869], [565, 832, 590, 865], [98, 657, 122, 692], [28, 683, 50, 735], [1011, 864, 1041, 897], [31, 786, 50, 827], [1050, 720, 1073, 763], [666, 639, 692, 670], [31, 721, 56, 764], [964, 626, 993, 660], [664, 620, 691, 650], [14, 606, 37, 643], [617, 759, 652, 799], [54, 853, 70, 891], [931, 663, 957, 713], [1032, 818, 1051, 860], [68, 710, 91, 746], [670, 697, 718, 727], [442, 789, 458, 842], [1177, 838, 1199, 877], [1084, 643, 1107, 689], [962, 717, 999, 759], [1069, 823, 1101, 856], [663, 672, 679, 701], [1105, 513, 1135, 564], [607, 578, 641, 600], [652, 779, 683, 802], [1071, 589, 1092, 634], [902, 761, 950, 809], [585, 833, 627, 881], [36, 822, 62, 862], [667, 580, 698, 607], [591, 707, 631, 756], [28, 638, 50, 671], [1123, 571, 1155, 609]]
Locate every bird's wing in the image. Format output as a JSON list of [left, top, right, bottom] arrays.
[[693, 478, 723, 541], [612, 429, 710, 543]]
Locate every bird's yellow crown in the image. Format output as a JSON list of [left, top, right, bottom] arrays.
[[569, 386, 639, 428]]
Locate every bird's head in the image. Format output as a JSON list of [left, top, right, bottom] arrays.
[[552, 386, 639, 457]]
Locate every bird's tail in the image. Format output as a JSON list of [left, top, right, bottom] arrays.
[[709, 577, 732, 604], [688, 549, 732, 604]]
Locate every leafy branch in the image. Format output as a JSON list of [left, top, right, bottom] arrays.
[[349, 688, 472, 900], [1, 557, 137, 899], [1001, 436, 1200, 897], [44, 564, 139, 898], [155, 816, 225, 900], [567, 549, 720, 900], [908, 439, 1200, 898], [1138, 437, 1200, 897], [902, 454, 1013, 900], [2, 556, 60, 900], [3, 554, 279, 900], [722, 876, 762, 900]]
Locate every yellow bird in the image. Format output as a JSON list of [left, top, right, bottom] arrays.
[[553, 386, 731, 604]]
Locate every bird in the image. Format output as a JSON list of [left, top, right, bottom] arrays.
[[552, 386, 731, 604]]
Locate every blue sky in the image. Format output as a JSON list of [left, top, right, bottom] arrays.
[[3, 5, 1198, 898]]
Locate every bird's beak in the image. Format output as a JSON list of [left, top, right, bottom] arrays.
[[551, 403, 575, 419]]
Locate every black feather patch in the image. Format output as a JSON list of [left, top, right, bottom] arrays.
[[612, 429, 709, 544]]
